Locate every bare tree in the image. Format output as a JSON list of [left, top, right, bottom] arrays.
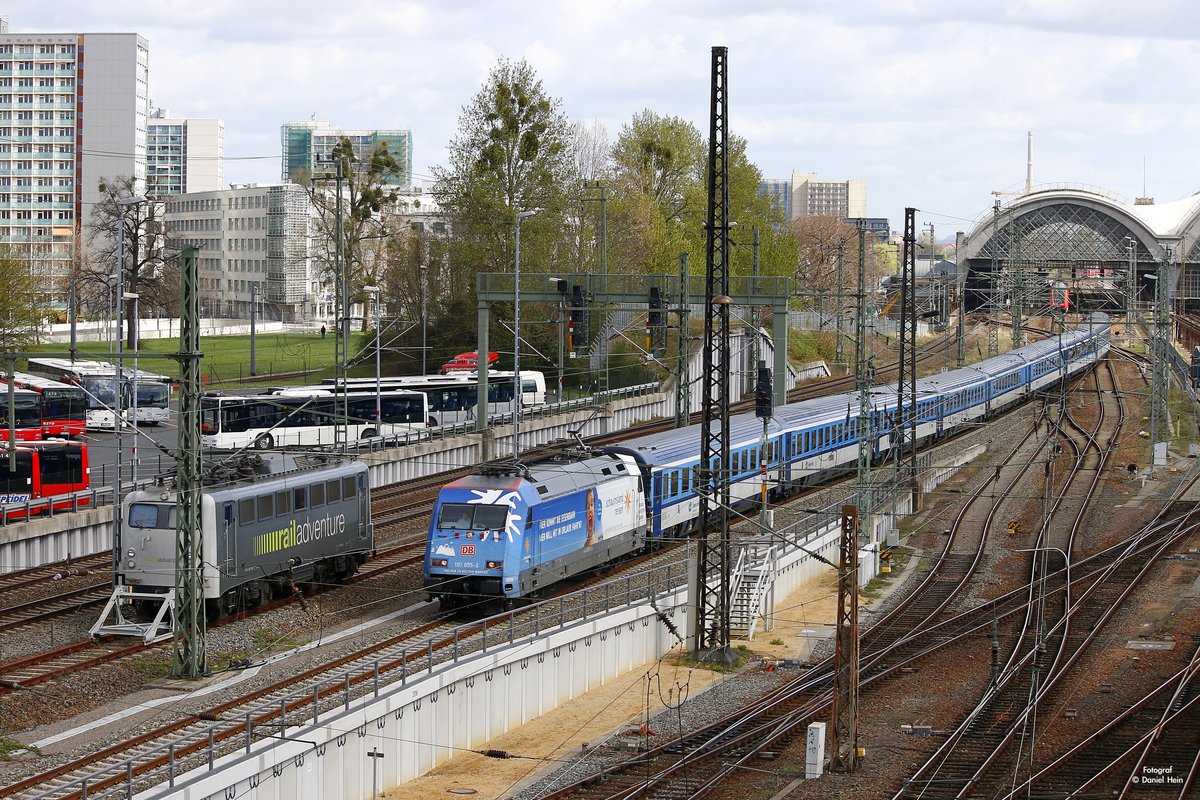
[[790, 215, 860, 304], [82, 176, 177, 348]]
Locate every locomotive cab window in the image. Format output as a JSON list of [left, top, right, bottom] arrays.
[[128, 502, 175, 529], [474, 504, 507, 531]]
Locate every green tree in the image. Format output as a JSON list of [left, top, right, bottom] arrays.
[[0, 245, 43, 351], [298, 138, 403, 330], [433, 58, 573, 358]]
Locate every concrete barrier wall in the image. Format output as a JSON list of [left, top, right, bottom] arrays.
[[0, 505, 113, 571], [140, 590, 692, 800]]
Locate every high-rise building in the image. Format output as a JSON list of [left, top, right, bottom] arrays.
[[759, 172, 868, 221], [0, 27, 148, 296], [281, 120, 412, 186], [791, 173, 867, 219], [147, 108, 224, 196], [163, 183, 315, 321]]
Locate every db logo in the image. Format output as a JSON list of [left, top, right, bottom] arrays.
[[460, 544, 476, 556]]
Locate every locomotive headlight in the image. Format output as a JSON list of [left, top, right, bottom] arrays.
[[127, 559, 135, 568], [432, 558, 448, 567], [486, 561, 503, 570], [127, 549, 135, 558]]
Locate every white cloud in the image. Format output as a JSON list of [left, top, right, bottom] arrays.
[[11, 0, 1200, 225]]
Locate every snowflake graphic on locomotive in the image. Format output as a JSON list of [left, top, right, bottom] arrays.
[[423, 313, 1109, 609]]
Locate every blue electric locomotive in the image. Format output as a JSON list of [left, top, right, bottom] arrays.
[[424, 453, 647, 608], [424, 313, 1110, 603]]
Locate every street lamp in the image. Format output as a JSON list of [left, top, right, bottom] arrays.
[[419, 264, 428, 376], [362, 285, 381, 426], [111, 194, 145, 586], [513, 208, 542, 462], [123, 291, 140, 483]]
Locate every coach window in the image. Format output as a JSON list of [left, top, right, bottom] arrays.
[[293, 486, 307, 511], [326, 479, 341, 503], [257, 494, 273, 520], [239, 498, 255, 523], [275, 490, 290, 515]]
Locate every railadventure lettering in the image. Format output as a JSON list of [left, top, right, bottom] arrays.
[[254, 514, 347, 556]]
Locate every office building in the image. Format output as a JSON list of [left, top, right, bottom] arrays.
[[791, 172, 867, 219], [146, 108, 223, 196], [0, 26, 148, 296], [163, 183, 316, 321], [759, 172, 868, 221], [760, 178, 791, 220], [281, 120, 412, 186]]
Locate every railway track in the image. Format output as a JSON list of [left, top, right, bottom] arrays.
[[896, 357, 1123, 797], [534, 357, 1146, 799]]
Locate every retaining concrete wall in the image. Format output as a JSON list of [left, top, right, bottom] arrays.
[[137, 589, 692, 800]]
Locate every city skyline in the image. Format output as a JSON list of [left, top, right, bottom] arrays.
[[14, 1, 1200, 237]]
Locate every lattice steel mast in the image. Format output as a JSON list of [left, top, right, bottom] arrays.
[[693, 45, 733, 659], [171, 245, 205, 678], [895, 208, 919, 507]]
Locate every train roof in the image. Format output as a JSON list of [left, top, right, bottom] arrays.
[[446, 453, 636, 503], [608, 314, 1108, 469]]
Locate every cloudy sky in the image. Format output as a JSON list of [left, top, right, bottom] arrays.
[[18, 0, 1200, 238]]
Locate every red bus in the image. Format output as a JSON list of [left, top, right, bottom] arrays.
[[0, 384, 45, 441], [442, 351, 498, 375], [8, 372, 88, 438], [0, 440, 91, 519]]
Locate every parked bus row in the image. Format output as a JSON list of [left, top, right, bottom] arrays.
[[24, 358, 172, 430], [198, 370, 548, 450]]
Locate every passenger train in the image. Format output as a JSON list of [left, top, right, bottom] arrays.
[[423, 313, 1111, 606]]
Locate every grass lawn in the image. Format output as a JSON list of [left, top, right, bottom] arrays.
[[32, 331, 370, 388]]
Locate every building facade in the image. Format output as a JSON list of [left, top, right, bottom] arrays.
[[759, 172, 868, 221], [147, 108, 223, 195], [0, 27, 148, 299], [281, 120, 412, 186], [164, 183, 315, 321], [791, 172, 867, 219]]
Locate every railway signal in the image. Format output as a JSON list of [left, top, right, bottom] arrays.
[[569, 284, 588, 358]]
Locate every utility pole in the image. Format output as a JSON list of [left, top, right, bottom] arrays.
[[1149, 248, 1170, 475], [988, 201, 1000, 358], [829, 505, 861, 772], [68, 280, 77, 363], [249, 282, 257, 376], [1010, 215, 1024, 349], [834, 243, 846, 367], [1125, 237, 1138, 337], [955, 231, 965, 368], [171, 245, 205, 679], [675, 252, 691, 428]]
